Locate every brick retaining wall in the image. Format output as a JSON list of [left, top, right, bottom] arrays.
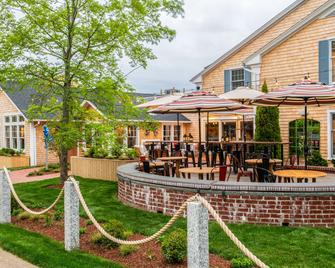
[[117, 164, 335, 227]]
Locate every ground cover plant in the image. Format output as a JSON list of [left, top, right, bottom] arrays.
[[10, 177, 335, 268]]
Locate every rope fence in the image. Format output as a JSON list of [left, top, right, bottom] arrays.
[[1, 168, 269, 268], [4, 168, 64, 215]]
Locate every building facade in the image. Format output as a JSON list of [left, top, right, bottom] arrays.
[[191, 0, 335, 162]]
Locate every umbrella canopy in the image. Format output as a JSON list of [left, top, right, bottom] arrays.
[[137, 93, 183, 108], [150, 91, 245, 168], [252, 80, 335, 169], [150, 91, 244, 114], [219, 86, 264, 104]]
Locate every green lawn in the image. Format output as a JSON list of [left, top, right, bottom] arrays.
[[0, 224, 122, 268], [9, 177, 335, 268]]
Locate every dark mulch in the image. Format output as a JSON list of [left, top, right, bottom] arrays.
[[12, 217, 230, 268]]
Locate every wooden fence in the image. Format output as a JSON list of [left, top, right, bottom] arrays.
[[0, 155, 30, 168], [70, 156, 136, 181]]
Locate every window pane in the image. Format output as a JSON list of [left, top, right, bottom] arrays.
[[19, 126, 25, 138], [11, 116, 17, 123], [5, 126, 10, 138], [231, 69, 244, 81], [127, 126, 137, 148], [5, 116, 10, 123], [12, 126, 17, 137], [6, 138, 10, 148], [173, 125, 180, 141], [19, 115, 25, 122], [163, 125, 171, 141]]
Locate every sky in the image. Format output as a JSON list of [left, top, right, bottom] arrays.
[[122, 0, 296, 94]]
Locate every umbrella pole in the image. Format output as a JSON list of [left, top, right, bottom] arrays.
[[242, 115, 246, 142], [198, 109, 202, 169], [304, 99, 308, 170], [177, 113, 180, 142], [206, 112, 209, 146]]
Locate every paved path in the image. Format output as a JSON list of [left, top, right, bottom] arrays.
[[0, 248, 37, 268], [10, 168, 60, 184]]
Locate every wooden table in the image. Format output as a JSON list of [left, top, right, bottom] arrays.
[[273, 169, 327, 183], [157, 157, 187, 178], [245, 159, 282, 170], [179, 167, 219, 180]]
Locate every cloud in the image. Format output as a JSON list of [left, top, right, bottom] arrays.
[[123, 0, 296, 93]]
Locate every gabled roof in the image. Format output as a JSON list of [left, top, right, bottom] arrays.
[[244, 0, 335, 65], [190, 0, 306, 83], [150, 113, 191, 123]]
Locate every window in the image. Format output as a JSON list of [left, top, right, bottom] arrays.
[[289, 119, 320, 157], [206, 122, 219, 141], [222, 122, 236, 141], [173, 125, 181, 141], [163, 125, 172, 141], [4, 114, 25, 150], [231, 69, 245, 90], [127, 126, 137, 148]]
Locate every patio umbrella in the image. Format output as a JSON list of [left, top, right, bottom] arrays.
[[138, 94, 184, 141], [220, 87, 263, 141], [252, 79, 335, 169], [150, 91, 245, 168]]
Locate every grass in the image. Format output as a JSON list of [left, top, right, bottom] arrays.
[[11, 177, 335, 268], [0, 224, 123, 268]]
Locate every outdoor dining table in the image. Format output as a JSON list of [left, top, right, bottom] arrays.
[[179, 167, 219, 180], [157, 156, 187, 178], [273, 169, 327, 183], [245, 159, 282, 171]]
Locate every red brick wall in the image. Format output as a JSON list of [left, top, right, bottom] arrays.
[[118, 178, 335, 227]]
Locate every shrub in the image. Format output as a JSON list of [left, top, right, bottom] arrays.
[[30, 214, 43, 222], [119, 245, 138, 256], [53, 207, 63, 221], [80, 227, 86, 235], [17, 211, 30, 220], [307, 150, 328, 167], [90, 219, 127, 248], [0, 148, 21, 156], [86, 219, 93, 225], [231, 257, 254, 268], [44, 214, 53, 227], [161, 229, 187, 264]]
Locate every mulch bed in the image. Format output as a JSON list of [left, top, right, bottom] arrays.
[[12, 216, 230, 268]]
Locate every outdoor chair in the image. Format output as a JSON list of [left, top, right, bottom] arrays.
[[255, 167, 276, 183], [216, 165, 231, 181], [228, 154, 253, 182]]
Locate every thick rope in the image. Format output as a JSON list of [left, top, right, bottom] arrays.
[[196, 195, 269, 268], [69, 176, 196, 245], [3, 167, 64, 215]]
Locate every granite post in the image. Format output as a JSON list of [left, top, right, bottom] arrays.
[[187, 201, 209, 268], [0, 170, 11, 224], [64, 179, 79, 251]]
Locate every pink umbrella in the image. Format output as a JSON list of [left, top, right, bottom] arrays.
[[253, 79, 335, 169], [150, 91, 245, 168]]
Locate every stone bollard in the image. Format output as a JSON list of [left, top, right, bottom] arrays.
[[187, 201, 209, 268], [64, 179, 79, 251], [0, 169, 11, 224]]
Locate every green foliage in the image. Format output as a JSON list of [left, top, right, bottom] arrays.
[[17, 211, 30, 220], [0, 0, 183, 182], [255, 81, 281, 143], [161, 229, 187, 264], [231, 257, 254, 268], [79, 227, 87, 235], [44, 214, 53, 227], [90, 219, 128, 248], [332, 159, 335, 167], [119, 245, 138, 256], [0, 148, 22, 156], [53, 207, 63, 221], [307, 150, 328, 167]]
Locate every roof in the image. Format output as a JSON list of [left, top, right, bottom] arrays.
[[245, 0, 335, 65], [150, 113, 191, 123], [137, 93, 184, 108], [190, 0, 306, 83]]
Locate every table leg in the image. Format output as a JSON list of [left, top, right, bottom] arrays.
[[164, 162, 170, 177], [176, 160, 181, 178]]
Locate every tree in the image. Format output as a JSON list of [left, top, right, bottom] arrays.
[[0, 0, 183, 183], [255, 81, 281, 142]]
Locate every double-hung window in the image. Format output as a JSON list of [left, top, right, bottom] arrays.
[[163, 125, 181, 141], [127, 126, 137, 148], [231, 69, 245, 90], [4, 115, 25, 150]]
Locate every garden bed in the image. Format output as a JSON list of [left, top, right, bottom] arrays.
[[12, 216, 229, 268], [0, 155, 30, 168]]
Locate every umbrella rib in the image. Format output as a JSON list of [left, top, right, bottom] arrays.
[[278, 97, 287, 107], [315, 97, 320, 107]]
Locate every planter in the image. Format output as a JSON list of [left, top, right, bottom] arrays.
[[0, 155, 30, 168], [70, 156, 137, 181]]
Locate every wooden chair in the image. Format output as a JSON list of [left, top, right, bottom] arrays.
[[229, 154, 253, 182]]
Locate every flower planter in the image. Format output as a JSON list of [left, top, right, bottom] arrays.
[[70, 156, 137, 181], [0, 155, 30, 168]]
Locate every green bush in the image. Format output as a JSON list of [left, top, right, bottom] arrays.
[[307, 150, 328, 167], [119, 245, 138, 256], [0, 148, 21, 156], [90, 219, 127, 248], [80, 227, 86, 235], [44, 214, 53, 227], [161, 229, 187, 264], [231, 257, 254, 268], [17, 211, 30, 220], [53, 207, 63, 221]]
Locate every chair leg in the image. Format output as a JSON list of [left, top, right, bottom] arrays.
[[237, 174, 241, 182]]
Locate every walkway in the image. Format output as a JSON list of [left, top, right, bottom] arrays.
[[0, 248, 37, 268], [10, 168, 60, 184]]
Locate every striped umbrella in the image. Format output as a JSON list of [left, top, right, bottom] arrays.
[[150, 91, 245, 168], [252, 79, 335, 169]]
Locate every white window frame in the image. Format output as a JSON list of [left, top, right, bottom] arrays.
[[327, 110, 335, 159], [330, 39, 335, 84], [231, 68, 245, 90], [162, 123, 183, 142], [3, 113, 25, 151], [127, 126, 139, 148]]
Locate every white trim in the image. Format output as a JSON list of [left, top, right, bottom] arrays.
[[29, 123, 37, 166], [80, 100, 104, 116], [327, 110, 335, 160]]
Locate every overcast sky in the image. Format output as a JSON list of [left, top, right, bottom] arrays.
[[123, 0, 296, 94]]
